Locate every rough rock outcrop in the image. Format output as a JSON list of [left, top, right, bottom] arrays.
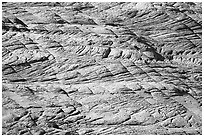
[[2, 2, 202, 135]]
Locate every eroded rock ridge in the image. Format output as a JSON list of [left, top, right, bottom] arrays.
[[2, 2, 202, 135]]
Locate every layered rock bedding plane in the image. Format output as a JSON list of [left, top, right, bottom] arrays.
[[2, 2, 202, 135]]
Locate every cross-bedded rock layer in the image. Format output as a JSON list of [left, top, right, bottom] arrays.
[[2, 2, 202, 135]]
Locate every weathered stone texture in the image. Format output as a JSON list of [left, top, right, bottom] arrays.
[[2, 2, 202, 135]]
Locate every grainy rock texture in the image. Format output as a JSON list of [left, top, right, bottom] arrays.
[[2, 2, 202, 135]]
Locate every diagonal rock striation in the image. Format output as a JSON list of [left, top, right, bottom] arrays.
[[2, 2, 202, 135]]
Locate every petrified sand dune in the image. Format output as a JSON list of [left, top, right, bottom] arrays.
[[2, 2, 202, 135]]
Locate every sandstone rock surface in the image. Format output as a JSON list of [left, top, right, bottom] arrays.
[[2, 2, 202, 135]]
